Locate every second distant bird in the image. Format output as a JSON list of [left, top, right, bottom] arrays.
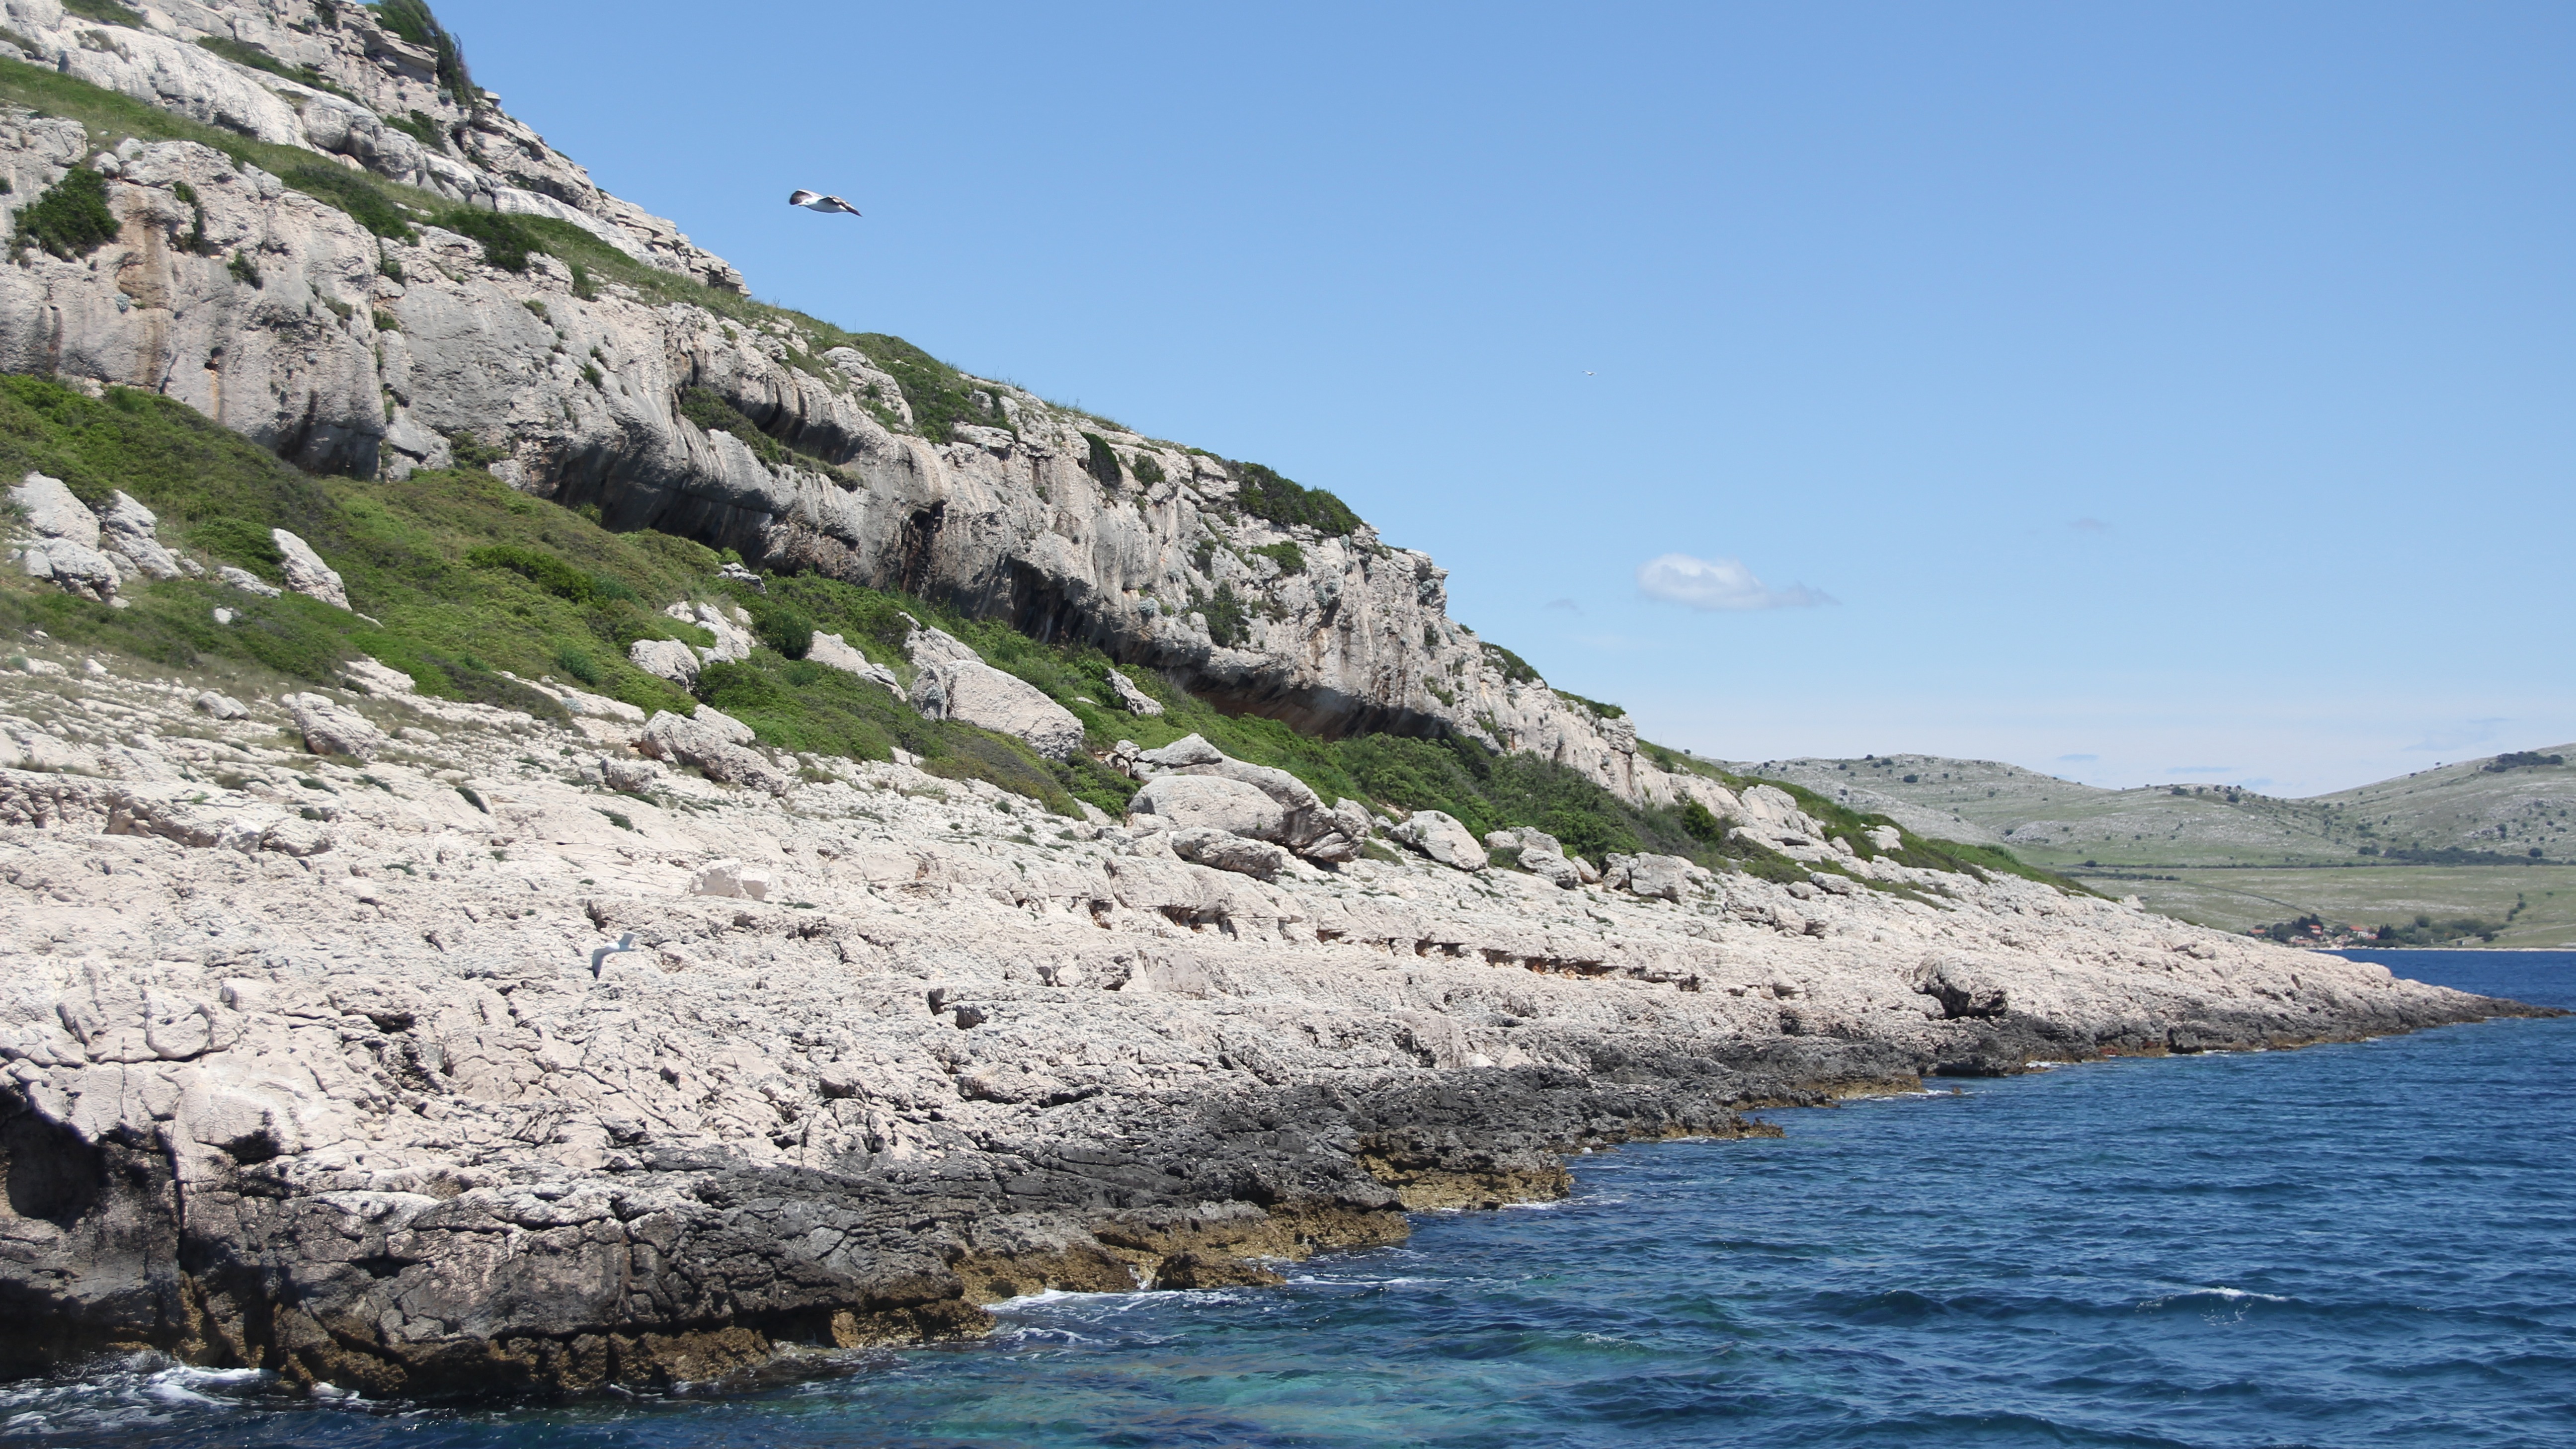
[[789, 189, 862, 216]]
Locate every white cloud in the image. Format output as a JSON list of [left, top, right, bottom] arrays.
[[1634, 553, 1833, 612]]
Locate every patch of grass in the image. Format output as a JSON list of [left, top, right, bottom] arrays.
[[436, 206, 537, 271], [1223, 460, 1361, 536], [193, 36, 357, 100], [1130, 453, 1166, 486], [384, 109, 447, 153], [11, 165, 117, 259], [228, 249, 262, 288], [1553, 689, 1624, 719], [843, 335, 1008, 444], [370, 0, 477, 108], [60, 0, 144, 24], [1247, 541, 1305, 575]]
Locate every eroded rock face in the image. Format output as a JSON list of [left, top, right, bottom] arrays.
[[270, 529, 350, 610], [0, 3, 1699, 811], [0, 648, 2539, 1396]]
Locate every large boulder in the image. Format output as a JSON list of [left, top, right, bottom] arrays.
[[270, 529, 350, 610], [100, 491, 187, 580], [807, 631, 902, 694], [1130, 734, 1369, 861], [1606, 852, 1698, 902], [1128, 774, 1287, 840], [638, 710, 793, 795], [9, 472, 119, 602], [283, 693, 387, 761], [909, 659, 1084, 760], [629, 638, 700, 687], [1488, 827, 1595, 889], [1169, 827, 1292, 880], [1389, 810, 1486, 872], [1104, 668, 1165, 716]]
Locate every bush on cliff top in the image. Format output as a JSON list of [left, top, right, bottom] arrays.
[[10, 165, 117, 259]]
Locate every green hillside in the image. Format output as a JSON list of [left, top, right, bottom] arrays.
[[1727, 749, 2576, 945]]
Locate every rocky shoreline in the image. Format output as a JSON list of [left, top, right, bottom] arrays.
[[0, 651, 2547, 1399]]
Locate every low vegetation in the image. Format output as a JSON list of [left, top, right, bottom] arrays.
[[1224, 460, 1362, 536]]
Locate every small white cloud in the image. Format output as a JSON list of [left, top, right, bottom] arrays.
[[1635, 554, 1833, 612]]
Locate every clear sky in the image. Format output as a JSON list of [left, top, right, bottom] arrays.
[[439, 0, 2572, 798]]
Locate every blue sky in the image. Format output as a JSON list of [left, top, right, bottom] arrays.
[[440, 0, 2572, 797]]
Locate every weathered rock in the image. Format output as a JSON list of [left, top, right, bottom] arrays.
[[99, 491, 186, 580], [1105, 668, 1165, 716], [690, 858, 772, 900], [1390, 810, 1487, 872], [339, 657, 417, 696], [283, 691, 387, 760], [1491, 827, 1593, 889], [1128, 774, 1288, 841], [270, 529, 350, 610], [909, 659, 1084, 760], [807, 631, 902, 693], [9, 472, 97, 547], [638, 709, 792, 794], [629, 638, 701, 686], [194, 691, 251, 720], [602, 754, 667, 794], [0, 648, 2544, 1401], [216, 565, 283, 598], [1608, 853, 1697, 902], [1169, 827, 1293, 880]]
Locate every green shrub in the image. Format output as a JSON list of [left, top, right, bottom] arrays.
[[60, 0, 144, 24], [192, 517, 284, 580], [1131, 453, 1166, 486], [1080, 431, 1122, 487], [385, 109, 446, 152], [1554, 688, 1624, 719], [741, 595, 813, 660], [1226, 460, 1362, 536], [228, 249, 262, 288], [1249, 541, 1306, 575], [371, 0, 476, 105], [554, 643, 602, 686], [437, 206, 540, 271], [1482, 641, 1539, 685], [1203, 583, 1249, 647], [282, 163, 417, 240], [1680, 799, 1724, 843], [467, 544, 597, 603], [12, 166, 117, 258]]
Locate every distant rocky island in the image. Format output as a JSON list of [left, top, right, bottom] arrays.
[[0, 0, 2554, 1399]]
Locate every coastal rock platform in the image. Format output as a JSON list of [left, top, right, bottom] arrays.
[[0, 654, 2539, 1397]]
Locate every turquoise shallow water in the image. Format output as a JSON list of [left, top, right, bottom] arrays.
[[7, 950, 2572, 1448]]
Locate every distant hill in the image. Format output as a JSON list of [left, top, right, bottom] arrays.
[[1708, 747, 2576, 946]]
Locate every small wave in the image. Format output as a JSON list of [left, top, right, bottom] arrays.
[[2138, 1286, 2294, 1310]]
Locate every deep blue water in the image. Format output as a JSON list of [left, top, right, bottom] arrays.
[[8, 951, 2572, 1449]]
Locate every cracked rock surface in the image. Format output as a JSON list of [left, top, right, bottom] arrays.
[[0, 648, 2539, 1396]]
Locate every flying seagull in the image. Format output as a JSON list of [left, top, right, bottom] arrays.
[[789, 189, 862, 216]]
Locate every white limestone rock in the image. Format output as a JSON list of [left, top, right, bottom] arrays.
[[909, 659, 1084, 761], [270, 529, 349, 610], [628, 638, 700, 687], [807, 631, 901, 694], [338, 657, 417, 696], [638, 710, 792, 795], [99, 492, 185, 580], [601, 755, 666, 794], [282, 692, 386, 761], [10, 472, 98, 547], [1390, 810, 1487, 872], [1170, 827, 1293, 880], [1105, 669, 1165, 716], [1127, 774, 1288, 841], [216, 565, 282, 598], [689, 858, 771, 900], [193, 691, 250, 720]]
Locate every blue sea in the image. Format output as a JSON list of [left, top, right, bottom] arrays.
[[8, 950, 2571, 1449]]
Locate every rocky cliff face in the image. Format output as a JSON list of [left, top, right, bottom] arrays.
[[0, 0, 1690, 805]]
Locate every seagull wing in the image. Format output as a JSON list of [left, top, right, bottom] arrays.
[[821, 195, 862, 216], [788, 189, 822, 207]]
